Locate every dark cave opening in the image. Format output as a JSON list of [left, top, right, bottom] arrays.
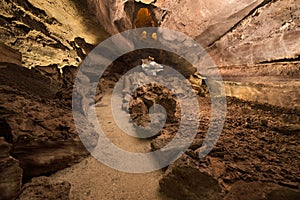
[[0, 118, 13, 143]]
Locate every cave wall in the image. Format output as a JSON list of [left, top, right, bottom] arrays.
[[88, 0, 299, 68], [0, 0, 109, 69], [0, 0, 299, 199], [209, 0, 300, 66], [88, 0, 300, 109], [1, 0, 299, 77]]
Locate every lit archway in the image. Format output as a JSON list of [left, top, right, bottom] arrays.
[[134, 8, 155, 28]]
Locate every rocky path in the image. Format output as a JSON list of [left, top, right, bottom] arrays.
[[52, 92, 170, 200]]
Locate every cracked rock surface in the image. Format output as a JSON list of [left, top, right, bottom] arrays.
[[0, 0, 108, 69], [0, 0, 299, 199]]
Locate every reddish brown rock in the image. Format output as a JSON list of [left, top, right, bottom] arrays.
[[0, 62, 97, 179], [159, 154, 223, 200], [129, 83, 180, 127], [0, 43, 22, 66], [209, 0, 300, 66], [155, 96, 299, 199], [224, 181, 300, 200], [0, 138, 23, 200], [17, 176, 71, 200]]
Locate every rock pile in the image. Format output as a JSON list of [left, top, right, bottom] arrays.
[[154, 96, 300, 199], [120, 63, 208, 129], [129, 83, 180, 127]]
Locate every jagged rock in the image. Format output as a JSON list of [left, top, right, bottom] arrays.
[[1, 1, 300, 200], [0, 138, 23, 200], [129, 97, 151, 127], [0, 60, 97, 179], [129, 83, 180, 127], [17, 176, 71, 200], [0, 0, 108, 69], [154, 95, 300, 199], [0, 43, 22, 66], [89, 0, 269, 44], [224, 181, 300, 200], [159, 154, 223, 200]]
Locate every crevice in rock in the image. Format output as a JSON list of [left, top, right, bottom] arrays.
[[10, 0, 47, 19], [4, 6, 70, 51], [259, 55, 300, 64], [0, 14, 15, 25], [69, 37, 95, 60], [0, 118, 13, 143], [17, 11, 49, 36]]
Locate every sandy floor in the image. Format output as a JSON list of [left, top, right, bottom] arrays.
[[52, 92, 171, 200]]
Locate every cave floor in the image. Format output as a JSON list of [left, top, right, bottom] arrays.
[[52, 89, 299, 199], [52, 92, 172, 200]]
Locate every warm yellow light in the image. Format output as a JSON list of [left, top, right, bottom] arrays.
[[151, 32, 157, 40], [134, 8, 155, 28]]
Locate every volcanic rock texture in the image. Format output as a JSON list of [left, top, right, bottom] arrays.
[[0, 0, 300, 199], [0, 43, 102, 199], [0, 0, 108, 69]]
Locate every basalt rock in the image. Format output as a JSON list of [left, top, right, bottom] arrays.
[[17, 176, 71, 200], [0, 138, 23, 200], [224, 181, 300, 200], [155, 96, 300, 199], [159, 154, 223, 200], [209, 0, 300, 66], [0, 64, 96, 179], [0, 0, 108, 69], [0, 45, 97, 184], [129, 83, 180, 125]]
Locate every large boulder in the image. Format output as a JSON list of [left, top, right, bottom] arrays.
[[159, 154, 223, 200]]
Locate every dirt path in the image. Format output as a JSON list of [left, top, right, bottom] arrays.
[[52, 92, 170, 200]]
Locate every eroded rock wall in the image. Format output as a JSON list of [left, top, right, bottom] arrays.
[[88, 0, 300, 109], [0, 0, 108, 69], [0, 42, 99, 199], [1, 0, 299, 199]]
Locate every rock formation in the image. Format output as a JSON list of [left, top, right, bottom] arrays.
[[0, 0, 299, 199], [154, 96, 300, 199], [17, 176, 71, 200], [0, 42, 98, 199], [0, 138, 23, 200], [88, 0, 300, 109], [0, 0, 108, 69]]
